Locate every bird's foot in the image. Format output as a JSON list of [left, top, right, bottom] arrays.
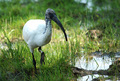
[[40, 52, 45, 65]]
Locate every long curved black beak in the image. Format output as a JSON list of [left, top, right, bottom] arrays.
[[52, 15, 68, 41]]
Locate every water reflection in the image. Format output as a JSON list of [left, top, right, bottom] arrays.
[[75, 52, 120, 81], [75, 55, 112, 70], [77, 74, 108, 81]]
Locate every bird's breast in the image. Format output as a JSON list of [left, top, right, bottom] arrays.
[[23, 19, 52, 48], [33, 20, 52, 47], [41, 21, 52, 46]]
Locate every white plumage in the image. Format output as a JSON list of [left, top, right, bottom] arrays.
[[23, 19, 52, 53], [22, 8, 67, 73]]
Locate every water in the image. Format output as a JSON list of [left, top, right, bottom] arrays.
[[75, 55, 112, 70], [74, 0, 111, 12], [77, 74, 108, 81], [77, 74, 120, 81], [75, 52, 120, 81]]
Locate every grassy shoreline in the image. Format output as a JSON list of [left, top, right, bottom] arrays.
[[0, 0, 120, 81]]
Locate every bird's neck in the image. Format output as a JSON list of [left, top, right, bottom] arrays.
[[45, 17, 51, 23], [46, 19, 51, 28], [43, 18, 52, 34]]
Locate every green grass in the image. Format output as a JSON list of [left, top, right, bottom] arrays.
[[0, 31, 74, 81], [0, 0, 120, 81]]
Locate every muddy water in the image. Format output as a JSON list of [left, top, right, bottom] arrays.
[[75, 52, 120, 81], [75, 55, 112, 70], [77, 74, 109, 81]]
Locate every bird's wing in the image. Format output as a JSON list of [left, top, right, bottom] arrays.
[[23, 19, 46, 43]]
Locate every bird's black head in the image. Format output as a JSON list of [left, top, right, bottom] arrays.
[[45, 8, 56, 20], [45, 8, 68, 41]]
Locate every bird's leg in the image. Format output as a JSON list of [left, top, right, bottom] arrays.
[[38, 47, 45, 65], [32, 53, 37, 74], [40, 52, 45, 65]]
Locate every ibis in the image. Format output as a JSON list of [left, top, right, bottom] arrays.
[[23, 8, 67, 73]]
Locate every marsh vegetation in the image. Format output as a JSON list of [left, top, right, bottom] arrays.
[[0, 0, 120, 81]]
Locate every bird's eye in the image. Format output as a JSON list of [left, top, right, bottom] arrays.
[[49, 13, 54, 19]]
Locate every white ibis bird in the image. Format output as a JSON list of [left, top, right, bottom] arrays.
[[23, 8, 67, 73]]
